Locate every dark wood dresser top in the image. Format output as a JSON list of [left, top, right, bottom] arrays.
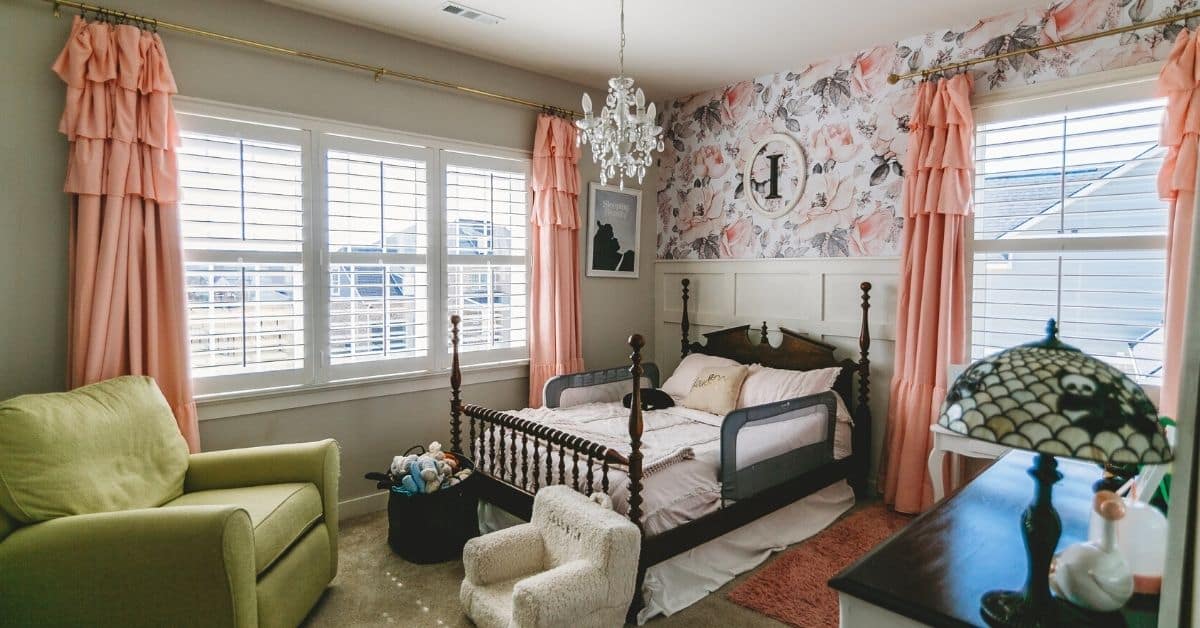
[[829, 451, 1159, 627]]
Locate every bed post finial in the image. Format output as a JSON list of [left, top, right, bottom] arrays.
[[450, 314, 463, 454], [680, 278, 691, 359], [855, 282, 872, 496], [627, 334, 645, 533], [760, 321, 769, 344]]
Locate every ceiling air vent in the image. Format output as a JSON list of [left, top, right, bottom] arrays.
[[440, 2, 504, 25]]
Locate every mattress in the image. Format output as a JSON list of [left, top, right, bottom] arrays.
[[476, 396, 851, 536]]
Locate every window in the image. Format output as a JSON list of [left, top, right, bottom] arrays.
[[971, 84, 1167, 385], [178, 105, 530, 396], [445, 157, 528, 360]]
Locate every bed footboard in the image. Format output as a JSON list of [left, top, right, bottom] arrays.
[[720, 391, 838, 501], [460, 403, 628, 496], [449, 316, 648, 531]]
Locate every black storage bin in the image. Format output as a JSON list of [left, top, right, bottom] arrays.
[[382, 456, 479, 564]]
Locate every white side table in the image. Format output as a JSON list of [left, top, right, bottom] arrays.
[[927, 424, 1010, 502]]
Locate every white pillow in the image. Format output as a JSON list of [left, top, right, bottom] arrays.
[[661, 353, 740, 398], [681, 365, 750, 416], [737, 364, 854, 424]]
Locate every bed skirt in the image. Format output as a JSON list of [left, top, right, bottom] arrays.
[[476, 479, 855, 623]]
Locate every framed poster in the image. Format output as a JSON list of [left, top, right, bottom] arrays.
[[586, 183, 641, 279]]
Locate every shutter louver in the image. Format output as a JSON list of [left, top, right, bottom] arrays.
[[972, 98, 1167, 384], [326, 149, 429, 367], [445, 160, 528, 356], [180, 128, 306, 380]]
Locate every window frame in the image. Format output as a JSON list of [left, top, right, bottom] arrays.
[[967, 69, 1167, 392], [176, 98, 532, 400]]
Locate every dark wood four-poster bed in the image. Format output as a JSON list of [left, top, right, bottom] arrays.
[[447, 278, 874, 618]]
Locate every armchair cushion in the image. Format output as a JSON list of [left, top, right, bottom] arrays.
[[164, 482, 322, 574], [0, 376, 189, 524]]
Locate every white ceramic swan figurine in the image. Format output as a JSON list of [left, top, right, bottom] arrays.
[[1049, 490, 1134, 612]]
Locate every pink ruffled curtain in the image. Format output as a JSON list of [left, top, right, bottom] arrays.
[[1156, 30, 1200, 421], [53, 16, 199, 451], [528, 115, 584, 406], [881, 74, 974, 514]]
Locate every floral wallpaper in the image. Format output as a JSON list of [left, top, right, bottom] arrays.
[[656, 0, 1198, 260]]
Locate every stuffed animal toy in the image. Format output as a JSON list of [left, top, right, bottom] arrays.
[[407, 461, 426, 493], [390, 453, 419, 479], [415, 456, 442, 493], [381, 442, 463, 495], [446, 468, 473, 487]]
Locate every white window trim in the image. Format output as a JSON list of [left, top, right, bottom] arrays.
[[968, 65, 1165, 394], [177, 97, 533, 409]]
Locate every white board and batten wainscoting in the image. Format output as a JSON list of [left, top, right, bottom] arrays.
[[654, 257, 899, 485]]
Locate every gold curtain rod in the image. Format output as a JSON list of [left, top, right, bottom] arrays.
[[44, 0, 583, 118], [889, 9, 1200, 84]]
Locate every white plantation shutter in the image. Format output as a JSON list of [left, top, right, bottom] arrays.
[[971, 94, 1167, 385], [175, 102, 530, 396], [178, 114, 310, 392], [324, 139, 434, 377], [444, 154, 529, 363]]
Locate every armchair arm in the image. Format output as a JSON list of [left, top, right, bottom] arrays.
[[0, 506, 256, 628], [512, 559, 607, 627], [462, 523, 545, 586], [185, 439, 340, 578]]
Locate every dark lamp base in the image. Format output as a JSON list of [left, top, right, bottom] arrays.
[[981, 590, 1128, 627], [980, 590, 1090, 627]]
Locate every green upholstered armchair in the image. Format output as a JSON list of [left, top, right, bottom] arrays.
[[0, 376, 340, 628]]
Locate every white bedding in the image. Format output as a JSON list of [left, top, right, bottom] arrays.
[[480, 397, 851, 536]]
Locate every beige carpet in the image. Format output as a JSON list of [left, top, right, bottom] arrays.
[[301, 505, 873, 627]]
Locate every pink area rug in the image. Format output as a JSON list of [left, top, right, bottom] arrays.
[[727, 504, 912, 627]]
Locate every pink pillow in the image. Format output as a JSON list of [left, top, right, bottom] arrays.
[[737, 364, 853, 424]]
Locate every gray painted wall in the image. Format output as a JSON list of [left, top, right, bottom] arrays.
[[0, 0, 657, 508]]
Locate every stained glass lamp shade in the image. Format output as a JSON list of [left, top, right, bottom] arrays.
[[937, 320, 1172, 626]]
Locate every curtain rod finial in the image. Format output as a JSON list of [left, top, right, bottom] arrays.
[[887, 73, 900, 85]]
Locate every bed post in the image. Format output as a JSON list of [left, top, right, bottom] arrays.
[[854, 282, 872, 497], [627, 332, 648, 621], [450, 314, 463, 454], [627, 334, 645, 532], [680, 278, 691, 359]]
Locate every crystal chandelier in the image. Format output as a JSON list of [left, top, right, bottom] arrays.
[[576, 0, 663, 188]]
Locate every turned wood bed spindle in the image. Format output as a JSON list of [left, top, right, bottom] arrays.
[[680, 278, 691, 359], [854, 282, 872, 495], [627, 333, 646, 532], [450, 315, 463, 454]]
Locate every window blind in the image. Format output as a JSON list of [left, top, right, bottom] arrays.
[[179, 129, 306, 381], [972, 97, 1167, 384], [177, 103, 532, 395], [445, 159, 528, 357], [326, 149, 430, 367]]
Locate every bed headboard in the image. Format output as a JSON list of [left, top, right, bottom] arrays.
[[678, 278, 873, 496]]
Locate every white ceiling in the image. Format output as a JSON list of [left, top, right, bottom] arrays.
[[268, 0, 1042, 98]]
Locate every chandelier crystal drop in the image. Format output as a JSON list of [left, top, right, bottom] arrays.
[[576, 0, 663, 188]]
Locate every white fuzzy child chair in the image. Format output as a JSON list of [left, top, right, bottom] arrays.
[[460, 486, 641, 628]]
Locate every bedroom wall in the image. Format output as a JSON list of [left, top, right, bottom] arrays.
[[654, 0, 1184, 486], [0, 0, 656, 515]]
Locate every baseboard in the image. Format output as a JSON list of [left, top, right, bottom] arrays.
[[339, 490, 389, 521]]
